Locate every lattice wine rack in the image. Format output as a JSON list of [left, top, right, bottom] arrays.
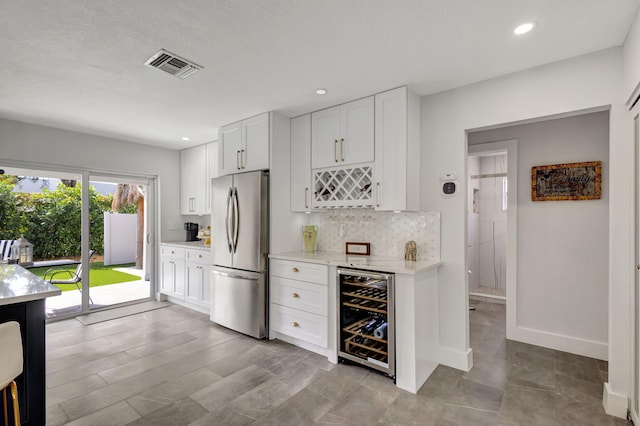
[[313, 166, 373, 208]]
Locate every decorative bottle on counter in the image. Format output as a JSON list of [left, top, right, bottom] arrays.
[[302, 225, 318, 252]]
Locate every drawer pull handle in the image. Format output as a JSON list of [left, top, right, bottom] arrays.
[[291, 322, 300, 327], [292, 267, 299, 272], [292, 293, 300, 298]]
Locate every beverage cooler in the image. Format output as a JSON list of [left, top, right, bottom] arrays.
[[337, 268, 395, 379]]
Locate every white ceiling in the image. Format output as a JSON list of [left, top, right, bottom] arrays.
[[0, 0, 638, 150]]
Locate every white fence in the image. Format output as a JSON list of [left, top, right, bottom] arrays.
[[103, 212, 136, 265]]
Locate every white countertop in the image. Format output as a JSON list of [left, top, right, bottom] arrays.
[[161, 241, 211, 250], [269, 251, 442, 275], [0, 264, 62, 306]]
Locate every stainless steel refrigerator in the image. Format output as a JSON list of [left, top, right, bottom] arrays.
[[210, 170, 268, 338]]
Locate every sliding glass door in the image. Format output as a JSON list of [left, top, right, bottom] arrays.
[[86, 173, 155, 311], [0, 162, 156, 318]]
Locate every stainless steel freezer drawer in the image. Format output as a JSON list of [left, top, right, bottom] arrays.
[[210, 266, 267, 339]]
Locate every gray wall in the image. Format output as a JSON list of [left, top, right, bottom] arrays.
[[0, 117, 184, 243]]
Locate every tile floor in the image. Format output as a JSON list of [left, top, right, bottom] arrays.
[[45, 300, 632, 425]]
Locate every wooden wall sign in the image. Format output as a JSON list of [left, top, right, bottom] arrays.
[[531, 161, 602, 201]]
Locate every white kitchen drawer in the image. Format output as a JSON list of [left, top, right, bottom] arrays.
[[270, 304, 327, 348], [186, 248, 212, 264], [270, 259, 328, 285], [271, 276, 327, 316], [160, 245, 185, 259]]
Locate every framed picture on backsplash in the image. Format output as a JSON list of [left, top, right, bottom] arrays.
[[346, 242, 371, 255]]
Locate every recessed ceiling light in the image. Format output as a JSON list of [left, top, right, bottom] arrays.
[[181, 137, 190, 141], [315, 88, 328, 95], [514, 22, 535, 35]]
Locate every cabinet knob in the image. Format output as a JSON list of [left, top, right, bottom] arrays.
[[171, 251, 175, 254], [292, 267, 299, 272], [292, 292, 300, 298], [198, 254, 203, 258], [291, 322, 299, 327]]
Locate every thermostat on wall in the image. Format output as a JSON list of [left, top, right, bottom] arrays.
[[442, 181, 456, 195], [440, 171, 458, 197]]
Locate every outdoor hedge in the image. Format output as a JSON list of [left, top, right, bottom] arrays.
[[0, 179, 136, 259]]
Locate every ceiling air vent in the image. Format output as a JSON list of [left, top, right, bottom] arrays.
[[144, 49, 202, 79]]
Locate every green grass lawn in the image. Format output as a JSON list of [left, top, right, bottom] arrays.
[[29, 262, 140, 291]]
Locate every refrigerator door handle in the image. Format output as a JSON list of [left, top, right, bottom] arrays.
[[225, 187, 233, 253], [212, 269, 259, 281], [232, 187, 240, 253]]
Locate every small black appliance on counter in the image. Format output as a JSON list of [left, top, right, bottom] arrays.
[[185, 222, 199, 242]]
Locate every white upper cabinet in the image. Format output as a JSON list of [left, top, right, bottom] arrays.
[[219, 112, 270, 176], [311, 106, 340, 169], [312, 96, 374, 169], [374, 86, 421, 211], [218, 122, 242, 176], [209, 140, 219, 180], [207, 141, 218, 214], [180, 144, 208, 215], [242, 113, 270, 172], [290, 114, 312, 212]]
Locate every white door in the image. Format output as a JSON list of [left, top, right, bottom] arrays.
[[185, 262, 203, 305], [341, 96, 374, 166], [180, 144, 207, 214], [180, 147, 197, 214], [173, 259, 185, 298], [219, 122, 242, 176], [312, 105, 341, 169], [200, 264, 211, 309], [290, 114, 311, 211], [242, 112, 270, 172], [633, 109, 640, 425], [192, 144, 207, 214], [160, 257, 175, 294], [374, 87, 407, 211]]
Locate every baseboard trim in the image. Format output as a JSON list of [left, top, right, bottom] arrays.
[[508, 326, 608, 360], [603, 382, 629, 419], [439, 346, 473, 371], [164, 296, 210, 315], [271, 332, 331, 360]]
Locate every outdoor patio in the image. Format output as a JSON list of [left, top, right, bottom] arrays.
[[45, 266, 151, 317]]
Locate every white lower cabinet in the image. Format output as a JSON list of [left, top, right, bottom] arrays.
[[271, 304, 327, 348], [270, 259, 328, 353], [160, 244, 212, 313], [185, 250, 211, 309], [160, 246, 185, 298]]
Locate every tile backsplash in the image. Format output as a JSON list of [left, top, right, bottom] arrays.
[[304, 210, 440, 261]]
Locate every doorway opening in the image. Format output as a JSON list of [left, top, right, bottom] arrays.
[[86, 175, 152, 311], [466, 138, 518, 344], [467, 151, 507, 302]]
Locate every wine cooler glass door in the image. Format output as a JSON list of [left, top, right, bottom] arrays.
[[337, 268, 395, 378]]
